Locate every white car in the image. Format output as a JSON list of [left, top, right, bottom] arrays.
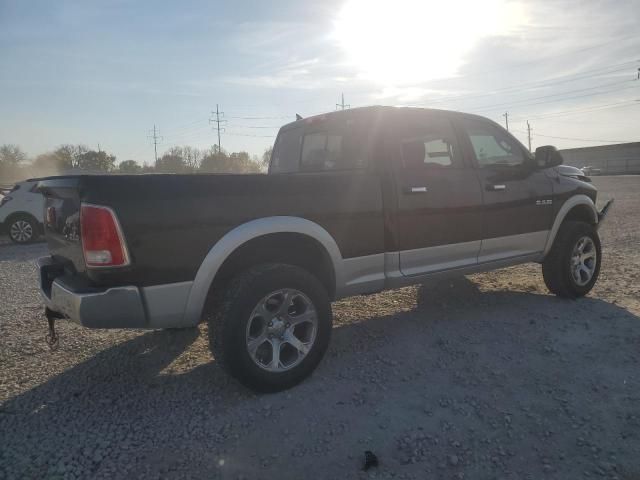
[[0, 179, 45, 244]]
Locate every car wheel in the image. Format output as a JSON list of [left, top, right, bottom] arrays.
[[542, 221, 601, 298], [207, 263, 332, 392], [8, 215, 38, 244]]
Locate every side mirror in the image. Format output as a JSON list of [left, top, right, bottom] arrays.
[[535, 145, 563, 169]]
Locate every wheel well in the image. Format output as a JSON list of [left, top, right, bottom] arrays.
[[210, 233, 336, 299], [563, 204, 596, 225]]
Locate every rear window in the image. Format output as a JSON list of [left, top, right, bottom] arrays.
[[270, 113, 373, 173]]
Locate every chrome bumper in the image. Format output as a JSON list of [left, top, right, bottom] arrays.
[[38, 257, 147, 328]]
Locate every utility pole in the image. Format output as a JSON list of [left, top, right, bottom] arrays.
[[209, 104, 226, 155], [527, 121, 532, 152], [148, 124, 162, 165], [503, 112, 509, 131], [336, 93, 350, 111]]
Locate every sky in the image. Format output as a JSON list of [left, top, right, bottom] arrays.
[[0, 0, 639, 166]]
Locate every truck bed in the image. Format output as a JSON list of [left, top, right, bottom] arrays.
[[38, 173, 385, 288]]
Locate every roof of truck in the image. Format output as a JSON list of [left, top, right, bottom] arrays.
[[278, 105, 491, 132]]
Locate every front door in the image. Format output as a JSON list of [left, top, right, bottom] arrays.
[[390, 111, 484, 276], [455, 117, 554, 262]]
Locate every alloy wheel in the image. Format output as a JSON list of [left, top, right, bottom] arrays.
[[570, 236, 597, 286], [245, 288, 318, 372], [9, 220, 33, 243]]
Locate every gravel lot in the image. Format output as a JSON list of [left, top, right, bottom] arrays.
[[1, 176, 639, 479]]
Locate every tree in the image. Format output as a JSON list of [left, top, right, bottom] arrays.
[[0, 144, 28, 182], [31, 152, 61, 176], [53, 144, 89, 170], [0, 144, 27, 167], [118, 160, 142, 173], [261, 146, 273, 171], [200, 148, 262, 174], [182, 146, 203, 171], [77, 150, 116, 172], [156, 149, 187, 173]]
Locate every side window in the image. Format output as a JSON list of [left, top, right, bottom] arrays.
[[463, 120, 526, 167], [395, 115, 460, 169], [270, 126, 303, 173], [300, 115, 371, 172], [401, 135, 455, 168]]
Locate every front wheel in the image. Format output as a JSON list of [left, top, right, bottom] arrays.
[[542, 221, 601, 298], [207, 263, 332, 392]]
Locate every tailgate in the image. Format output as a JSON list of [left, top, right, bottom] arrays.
[[38, 177, 86, 274]]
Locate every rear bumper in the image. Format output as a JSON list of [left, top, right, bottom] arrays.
[[38, 257, 194, 329]]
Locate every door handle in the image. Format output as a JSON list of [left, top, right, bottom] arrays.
[[405, 186, 428, 194], [487, 184, 506, 191]]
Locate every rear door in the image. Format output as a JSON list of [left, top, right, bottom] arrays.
[[389, 110, 484, 276], [456, 117, 554, 262]]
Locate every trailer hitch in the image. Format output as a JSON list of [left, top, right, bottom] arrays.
[[44, 307, 65, 351]]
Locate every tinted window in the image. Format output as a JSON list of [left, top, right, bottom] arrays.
[[463, 119, 526, 167], [394, 114, 460, 169], [300, 115, 371, 172], [401, 136, 455, 168], [301, 133, 343, 171], [270, 126, 303, 173]]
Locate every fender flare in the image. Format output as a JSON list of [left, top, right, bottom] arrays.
[[182, 216, 344, 326], [542, 194, 598, 257]]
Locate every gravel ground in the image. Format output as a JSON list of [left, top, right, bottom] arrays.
[[1, 176, 639, 480]]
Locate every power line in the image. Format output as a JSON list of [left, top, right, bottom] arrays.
[[227, 124, 282, 129], [471, 83, 639, 114], [225, 115, 291, 120], [511, 129, 635, 144], [512, 99, 639, 121], [465, 78, 632, 112], [225, 132, 277, 138], [414, 60, 639, 107]]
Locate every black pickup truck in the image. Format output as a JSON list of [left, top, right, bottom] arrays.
[[37, 106, 612, 391]]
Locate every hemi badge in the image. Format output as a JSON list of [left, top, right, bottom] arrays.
[[536, 199, 553, 206]]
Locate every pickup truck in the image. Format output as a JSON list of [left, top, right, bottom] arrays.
[[37, 106, 613, 392]]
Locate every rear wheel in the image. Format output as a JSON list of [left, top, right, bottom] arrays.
[[542, 221, 601, 298], [8, 215, 38, 244], [207, 263, 332, 392]]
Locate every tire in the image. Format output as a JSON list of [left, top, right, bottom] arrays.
[[207, 263, 332, 392], [542, 221, 601, 298], [8, 215, 38, 244]]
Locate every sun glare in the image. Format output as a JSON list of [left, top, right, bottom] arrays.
[[335, 0, 527, 85]]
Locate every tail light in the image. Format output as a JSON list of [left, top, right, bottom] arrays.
[[80, 204, 130, 267]]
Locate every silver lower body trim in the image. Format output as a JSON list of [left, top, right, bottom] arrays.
[[479, 230, 549, 263]]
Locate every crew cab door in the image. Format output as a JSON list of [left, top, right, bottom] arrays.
[[456, 117, 554, 262], [389, 110, 484, 276]]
